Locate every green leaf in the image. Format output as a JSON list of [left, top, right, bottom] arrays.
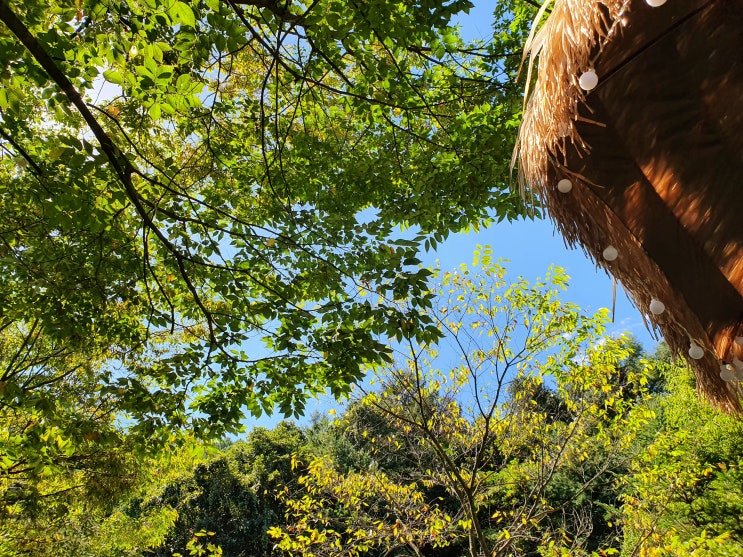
[[149, 103, 162, 120], [172, 2, 196, 27], [175, 73, 191, 90]]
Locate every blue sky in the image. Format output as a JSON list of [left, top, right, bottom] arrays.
[[422, 218, 655, 347], [253, 215, 657, 429]]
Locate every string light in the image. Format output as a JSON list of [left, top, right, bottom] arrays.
[[720, 364, 736, 382], [720, 363, 736, 382], [688, 342, 704, 360], [648, 298, 665, 315], [602, 245, 618, 261], [718, 358, 743, 382], [579, 70, 598, 91], [557, 179, 573, 193]]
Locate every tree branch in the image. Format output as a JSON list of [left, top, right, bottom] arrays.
[[0, 0, 218, 343], [0, 127, 45, 177]]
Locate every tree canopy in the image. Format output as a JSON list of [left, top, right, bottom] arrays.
[[5, 256, 743, 557], [0, 0, 537, 443]]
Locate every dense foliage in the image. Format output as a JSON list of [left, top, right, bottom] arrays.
[[0, 0, 536, 445], [123, 265, 743, 557], [0, 1, 541, 552], [0, 1, 537, 548], [3, 260, 741, 557], [621, 353, 743, 557]]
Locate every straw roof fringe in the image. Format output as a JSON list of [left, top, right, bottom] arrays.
[[515, 0, 631, 199], [513, 0, 743, 412]]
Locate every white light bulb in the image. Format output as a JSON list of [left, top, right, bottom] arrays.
[[579, 70, 599, 91], [646, 0, 667, 7], [648, 298, 665, 315], [720, 364, 736, 382], [557, 179, 573, 193], [688, 343, 704, 360], [602, 245, 618, 261]]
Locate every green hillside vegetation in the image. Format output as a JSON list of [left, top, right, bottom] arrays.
[[4, 260, 743, 556]]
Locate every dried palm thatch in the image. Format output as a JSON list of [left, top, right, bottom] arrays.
[[514, 0, 743, 412], [515, 0, 630, 196]]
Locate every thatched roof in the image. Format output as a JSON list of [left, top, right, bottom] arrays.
[[515, 0, 743, 411]]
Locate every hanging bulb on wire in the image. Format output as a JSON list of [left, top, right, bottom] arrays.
[[688, 342, 704, 360], [602, 245, 618, 261], [649, 298, 665, 315], [720, 364, 736, 382], [579, 70, 599, 91]]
